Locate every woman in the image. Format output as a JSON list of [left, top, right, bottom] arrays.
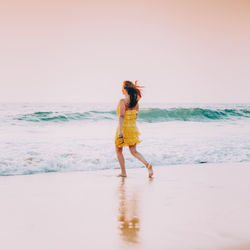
[[115, 80, 153, 178]]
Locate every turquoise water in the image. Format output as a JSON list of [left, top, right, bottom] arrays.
[[14, 107, 250, 123], [0, 102, 250, 176]]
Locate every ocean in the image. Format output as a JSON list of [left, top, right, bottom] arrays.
[[0, 102, 250, 176]]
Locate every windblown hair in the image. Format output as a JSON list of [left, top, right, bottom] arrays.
[[123, 80, 144, 108]]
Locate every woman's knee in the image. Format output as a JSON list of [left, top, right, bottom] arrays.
[[115, 146, 123, 154], [129, 146, 137, 156]]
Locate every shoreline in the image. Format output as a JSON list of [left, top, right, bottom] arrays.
[[1, 160, 249, 178], [0, 162, 250, 250]]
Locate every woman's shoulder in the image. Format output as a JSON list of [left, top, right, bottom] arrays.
[[118, 98, 129, 108], [118, 98, 126, 104], [117, 99, 139, 111]]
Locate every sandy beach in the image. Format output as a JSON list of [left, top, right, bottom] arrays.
[[0, 162, 250, 250]]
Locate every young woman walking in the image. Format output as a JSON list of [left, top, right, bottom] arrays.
[[115, 80, 153, 178]]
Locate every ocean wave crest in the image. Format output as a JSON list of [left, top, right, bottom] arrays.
[[14, 108, 250, 123], [15, 110, 116, 122], [138, 108, 250, 122]]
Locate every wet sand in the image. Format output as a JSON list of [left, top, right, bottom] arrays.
[[0, 162, 250, 250]]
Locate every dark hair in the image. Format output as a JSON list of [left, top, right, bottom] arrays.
[[123, 80, 144, 108]]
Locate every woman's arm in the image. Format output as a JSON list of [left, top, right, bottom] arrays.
[[118, 99, 126, 137]]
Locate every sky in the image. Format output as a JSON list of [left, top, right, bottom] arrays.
[[1, 0, 250, 103]]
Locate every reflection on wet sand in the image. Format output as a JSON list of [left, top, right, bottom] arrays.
[[117, 177, 140, 244]]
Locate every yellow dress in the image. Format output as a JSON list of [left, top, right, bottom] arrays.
[[115, 104, 142, 148]]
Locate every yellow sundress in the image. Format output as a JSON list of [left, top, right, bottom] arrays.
[[115, 104, 142, 148]]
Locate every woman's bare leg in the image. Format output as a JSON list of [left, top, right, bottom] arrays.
[[115, 146, 127, 177], [129, 144, 153, 177]]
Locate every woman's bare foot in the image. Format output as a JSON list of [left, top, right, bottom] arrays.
[[146, 163, 153, 178], [117, 173, 127, 177]]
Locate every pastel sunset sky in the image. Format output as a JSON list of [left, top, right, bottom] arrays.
[[1, 0, 250, 103]]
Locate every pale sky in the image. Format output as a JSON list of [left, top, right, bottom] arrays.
[[1, 0, 250, 103]]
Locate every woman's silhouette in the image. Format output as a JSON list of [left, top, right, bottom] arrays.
[[115, 80, 153, 178]]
